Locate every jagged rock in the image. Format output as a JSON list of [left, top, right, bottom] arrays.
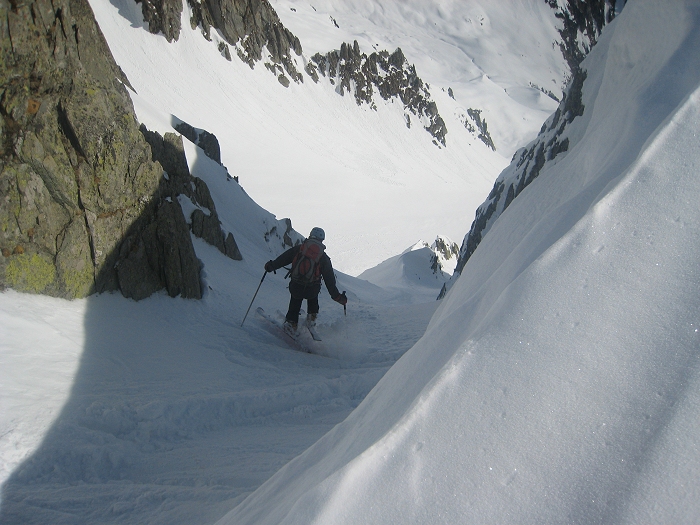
[[278, 74, 290, 87], [549, 0, 617, 74], [188, 0, 303, 82], [0, 0, 203, 300], [433, 237, 459, 262], [0, 0, 212, 300], [466, 109, 495, 150], [196, 130, 221, 164], [451, 0, 614, 277], [136, 0, 183, 42], [264, 217, 300, 252], [191, 208, 224, 251], [155, 200, 202, 297], [140, 127, 243, 262], [282, 218, 295, 248], [311, 43, 447, 146], [174, 121, 198, 144], [218, 41, 232, 61], [174, 121, 223, 165], [224, 232, 242, 260]]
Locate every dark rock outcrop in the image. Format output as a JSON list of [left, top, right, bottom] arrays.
[[187, 0, 302, 83], [0, 0, 204, 300], [174, 122, 221, 164], [548, 0, 618, 76], [310, 43, 447, 146], [456, 108, 495, 150], [140, 128, 243, 263], [137, 0, 303, 82], [137, 0, 183, 42], [128, 1, 450, 146], [264, 218, 298, 250]]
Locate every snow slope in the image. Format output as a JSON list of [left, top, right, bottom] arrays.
[[90, 0, 563, 275], [0, 134, 440, 524], [2, 1, 571, 521], [358, 241, 450, 303], [217, 2, 700, 523]]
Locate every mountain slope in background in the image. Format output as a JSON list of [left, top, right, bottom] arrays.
[[90, 0, 577, 275], [217, 1, 700, 523]]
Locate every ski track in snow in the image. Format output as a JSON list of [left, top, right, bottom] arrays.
[[0, 274, 438, 524]]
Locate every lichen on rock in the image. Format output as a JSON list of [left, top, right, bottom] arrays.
[[0, 0, 204, 300]]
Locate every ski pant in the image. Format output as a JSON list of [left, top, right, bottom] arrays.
[[286, 280, 321, 324]]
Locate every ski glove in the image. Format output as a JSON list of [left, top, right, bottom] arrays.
[[333, 292, 347, 306], [264, 261, 275, 273]]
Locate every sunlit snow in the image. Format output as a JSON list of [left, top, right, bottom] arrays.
[[2, 0, 699, 524]]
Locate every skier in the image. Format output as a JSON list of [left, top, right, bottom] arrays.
[[264, 227, 347, 333]]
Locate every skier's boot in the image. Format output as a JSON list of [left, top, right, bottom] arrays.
[[283, 320, 298, 337], [305, 313, 317, 328]]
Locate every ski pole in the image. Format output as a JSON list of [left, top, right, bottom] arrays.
[[241, 271, 267, 327], [341, 291, 348, 341]]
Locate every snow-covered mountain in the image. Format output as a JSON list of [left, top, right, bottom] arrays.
[[87, 0, 584, 276], [357, 236, 460, 302], [214, 1, 700, 523], [5, 0, 699, 524]]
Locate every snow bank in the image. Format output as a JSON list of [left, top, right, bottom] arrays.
[[218, 2, 700, 523]]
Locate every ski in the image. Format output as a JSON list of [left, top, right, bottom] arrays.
[[256, 307, 313, 353], [305, 322, 322, 341], [298, 309, 322, 341]]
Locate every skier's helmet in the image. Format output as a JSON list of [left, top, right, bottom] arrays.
[[309, 227, 325, 241]]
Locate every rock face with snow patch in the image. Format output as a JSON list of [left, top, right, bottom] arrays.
[[309, 43, 448, 146], [139, 127, 243, 265], [137, 0, 183, 42], [174, 122, 220, 164], [453, 1, 618, 276], [132, 1, 453, 147], [186, 0, 304, 85], [549, 0, 618, 75]]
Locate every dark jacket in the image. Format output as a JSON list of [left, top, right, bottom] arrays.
[[268, 242, 341, 299]]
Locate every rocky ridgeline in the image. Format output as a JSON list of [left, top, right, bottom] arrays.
[[135, 1, 453, 146], [308, 43, 448, 147], [0, 0, 240, 300], [548, 0, 618, 77], [139, 126, 242, 269], [451, 0, 618, 280], [453, 68, 586, 276], [137, 0, 303, 86]]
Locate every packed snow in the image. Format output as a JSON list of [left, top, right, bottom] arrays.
[[2, 0, 700, 524]]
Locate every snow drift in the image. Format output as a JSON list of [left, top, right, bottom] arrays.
[[219, 2, 700, 523]]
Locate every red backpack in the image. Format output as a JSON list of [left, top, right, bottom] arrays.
[[290, 239, 325, 285]]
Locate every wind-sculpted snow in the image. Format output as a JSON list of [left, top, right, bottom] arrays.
[[217, 2, 700, 523]]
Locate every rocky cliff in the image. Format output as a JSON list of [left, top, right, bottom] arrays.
[[0, 0, 239, 300], [451, 0, 619, 281], [308, 43, 448, 147]]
